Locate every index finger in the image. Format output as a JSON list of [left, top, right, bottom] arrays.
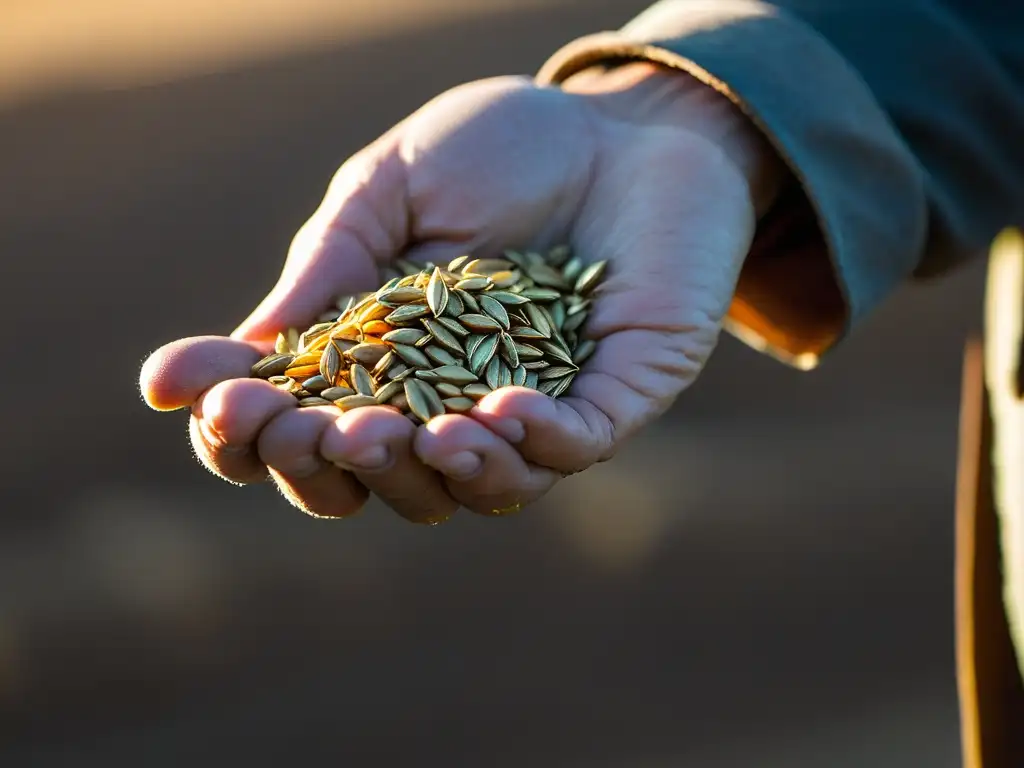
[[139, 335, 267, 411]]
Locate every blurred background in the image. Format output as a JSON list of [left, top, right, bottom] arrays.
[[0, 0, 984, 765]]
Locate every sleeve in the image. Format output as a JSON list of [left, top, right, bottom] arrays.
[[535, 0, 1024, 368]]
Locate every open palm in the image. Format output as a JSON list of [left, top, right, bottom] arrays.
[[140, 73, 760, 523]]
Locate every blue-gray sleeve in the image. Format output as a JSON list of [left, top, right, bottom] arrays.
[[536, 0, 1024, 367]]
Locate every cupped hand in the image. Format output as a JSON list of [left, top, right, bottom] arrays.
[[140, 65, 778, 523]]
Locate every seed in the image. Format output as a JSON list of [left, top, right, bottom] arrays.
[[347, 342, 390, 368], [443, 397, 476, 413], [548, 301, 566, 331], [526, 262, 569, 289], [572, 339, 596, 365], [524, 371, 539, 389], [520, 360, 549, 371], [513, 342, 544, 361], [454, 276, 490, 292], [421, 381, 446, 416], [284, 363, 321, 381], [485, 290, 530, 306], [415, 369, 441, 382], [391, 366, 416, 382], [298, 329, 330, 353], [291, 350, 323, 368], [359, 302, 393, 324], [385, 304, 431, 325], [460, 313, 502, 333], [382, 328, 427, 345], [437, 315, 470, 337], [485, 357, 506, 390], [435, 382, 462, 398], [377, 285, 425, 306], [251, 353, 294, 378], [512, 365, 527, 387], [488, 270, 520, 289], [404, 379, 437, 423], [574, 261, 607, 295], [426, 266, 450, 317], [425, 346, 459, 367], [464, 334, 486, 361], [361, 320, 393, 337], [330, 325, 360, 344], [536, 339, 573, 366], [539, 365, 578, 380], [499, 333, 519, 368], [561, 310, 587, 335], [518, 287, 561, 302], [268, 375, 294, 388], [350, 364, 376, 396], [335, 394, 381, 411], [378, 275, 401, 292], [448, 254, 471, 272], [442, 289, 464, 319], [509, 326, 547, 340], [392, 344, 432, 369], [306, 321, 335, 337], [373, 350, 397, 377], [300, 375, 330, 392], [522, 303, 552, 337], [298, 397, 333, 407], [454, 288, 480, 313], [461, 258, 510, 275], [422, 318, 463, 355], [385, 362, 408, 380], [429, 365, 479, 385], [469, 333, 499, 374], [319, 343, 342, 384], [274, 332, 292, 355], [462, 382, 492, 400], [321, 386, 356, 401], [478, 294, 510, 329], [550, 375, 575, 398], [390, 393, 410, 411], [374, 379, 404, 404], [497, 360, 513, 388], [538, 379, 559, 396]]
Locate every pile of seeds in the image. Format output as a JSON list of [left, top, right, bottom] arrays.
[[249, 245, 605, 424]]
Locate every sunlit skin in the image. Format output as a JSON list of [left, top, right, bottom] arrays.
[[139, 63, 784, 522]]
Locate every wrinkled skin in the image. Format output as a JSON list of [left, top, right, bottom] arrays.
[[139, 63, 779, 523]]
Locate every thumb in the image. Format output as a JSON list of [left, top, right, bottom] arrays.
[[231, 139, 409, 342]]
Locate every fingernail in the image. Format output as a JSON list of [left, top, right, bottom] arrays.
[[479, 416, 525, 444], [442, 451, 482, 481], [343, 445, 391, 472], [278, 455, 322, 478]]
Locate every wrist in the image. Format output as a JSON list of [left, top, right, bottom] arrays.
[[559, 61, 787, 218]]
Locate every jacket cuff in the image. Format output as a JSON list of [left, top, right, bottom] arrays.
[[536, 0, 927, 368]]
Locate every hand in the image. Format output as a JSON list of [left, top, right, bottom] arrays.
[[139, 62, 784, 523]]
